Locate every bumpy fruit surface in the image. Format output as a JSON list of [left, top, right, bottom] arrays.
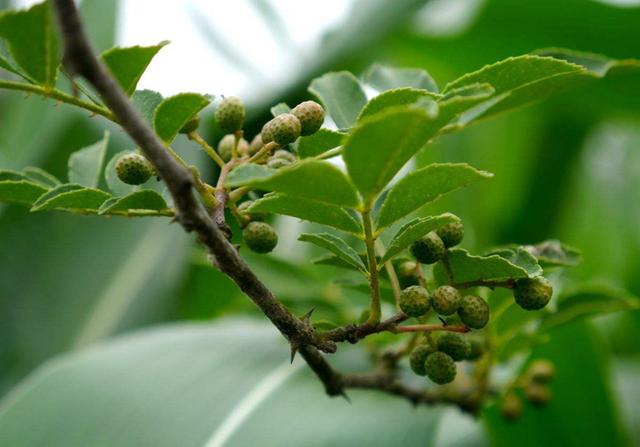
[[458, 295, 489, 329], [179, 115, 200, 134], [267, 113, 301, 145], [524, 382, 551, 407], [436, 332, 471, 361], [436, 220, 464, 248], [409, 344, 433, 376], [242, 221, 278, 254], [399, 285, 431, 317], [527, 359, 555, 383], [267, 158, 292, 169], [261, 122, 274, 144], [466, 335, 484, 360], [115, 153, 154, 185], [424, 351, 457, 384], [215, 96, 244, 132], [514, 276, 553, 310], [410, 232, 445, 264], [249, 134, 264, 156], [501, 393, 523, 421], [396, 260, 419, 288], [237, 200, 266, 222], [291, 100, 325, 136], [432, 285, 461, 316]]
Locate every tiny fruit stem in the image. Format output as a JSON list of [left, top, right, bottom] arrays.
[[188, 131, 225, 168]]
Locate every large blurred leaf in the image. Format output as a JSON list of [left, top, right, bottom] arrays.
[[0, 1, 59, 87], [376, 163, 492, 229], [101, 42, 167, 96], [67, 132, 109, 188], [0, 321, 443, 446], [0, 178, 47, 205], [249, 193, 362, 234], [343, 108, 438, 201], [364, 64, 438, 92], [309, 71, 367, 129]]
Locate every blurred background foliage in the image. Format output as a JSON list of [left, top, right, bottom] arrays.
[[1, 0, 639, 445]]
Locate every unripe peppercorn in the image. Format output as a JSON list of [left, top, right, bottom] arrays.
[[249, 134, 264, 156], [242, 221, 278, 253], [514, 276, 553, 310], [410, 232, 445, 264], [432, 285, 461, 316], [267, 113, 301, 145], [399, 285, 431, 317], [115, 153, 154, 185], [524, 382, 551, 407], [237, 200, 266, 222], [179, 115, 200, 134], [215, 96, 244, 132], [424, 351, 457, 384], [272, 149, 297, 163], [436, 332, 471, 361], [501, 392, 523, 421], [217, 134, 249, 161], [261, 121, 274, 144], [527, 359, 556, 383], [267, 158, 292, 169], [409, 344, 433, 376], [396, 260, 419, 288], [436, 220, 464, 248], [291, 100, 325, 136], [458, 295, 489, 329]]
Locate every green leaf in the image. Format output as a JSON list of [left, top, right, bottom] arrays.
[[342, 108, 440, 201], [270, 102, 291, 116], [101, 42, 167, 96], [539, 285, 640, 332], [0, 1, 59, 87], [443, 51, 640, 126], [296, 129, 344, 159], [0, 180, 48, 205], [299, 233, 367, 273], [31, 184, 111, 213], [381, 213, 459, 264], [225, 164, 276, 188], [22, 166, 60, 188], [227, 160, 361, 208], [523, 240, 582, 267], [67, 131, 109, 188], [0, 321, 443, 446], [491, 247, 543, 277], [104, 151, 137, 196], [153, 93, 210, 143], [364, 64, 438, 92], [376, 163, 493, 229], [435, 83, 495, 132], [249, 193, 362, 234], [98, 190, 172, 217], [132, 89, 163, 125], [357, 88, 439, 122], [308, 71, 367, 129], [433, 248, 538, 286], [0, 169, 25, 181]]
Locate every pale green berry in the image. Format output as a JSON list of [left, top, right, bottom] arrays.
[[217, 134, 248, 161], [267, 158, 292, 169], [291, 100, 325, 136], [215, 96, 244, 132], [237, 200, 266, 222], [514, 277, 553, 310], [268, 113, 301, 145], [399, 285, 430, 317], [432, 285, 461, 316], [409, 344, 433, 376], [243, 221, 278, 253], [249, 134, 264, 156], [115, 153, 154, 185]]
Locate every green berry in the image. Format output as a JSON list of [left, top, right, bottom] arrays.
[[249, 134, 264, 156], [267, 158, 292, 169], [410, 231, 445, 264], [179, 115, 200, 134], [217, 134, 249, 161], [527, 359, 555, 383], [424, 351, 457, 384], [436, 220, 464, 248], [291, 100, 325, 136], [273, 149, 297, 163], [466, 335, 484, 360], [395, 260, 419, 288], [514, 277, 553, 310], [242, 221, 278, 254], [432, 285, 461, 316], [237, 200, 266, 222], [500, 392, 523, 421], [409, 344, 433, 376], [436, 332, 471, 361], [524, 382, 551, 407], [267, 113, 301, 145], [458, 295, 489, 329], [115, 153, 154, 185], [215, 96, 245, 132], [261, 122, 274, 144], [399, 285, 431, 317]]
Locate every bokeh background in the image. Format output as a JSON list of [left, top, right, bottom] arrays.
[[1, 0, 639, 445]]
